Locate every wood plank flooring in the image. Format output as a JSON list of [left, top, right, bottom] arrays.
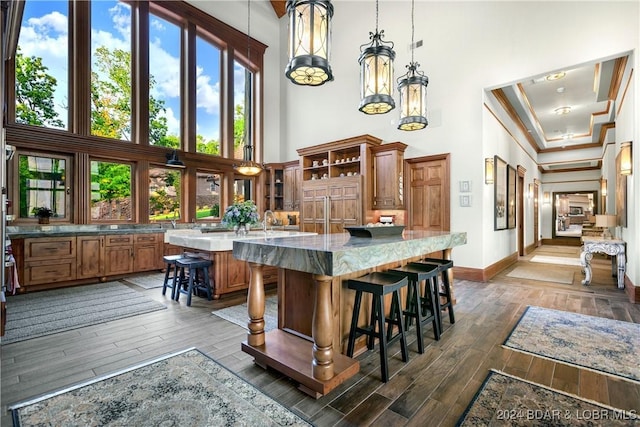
[[2, 246, 639, 426]]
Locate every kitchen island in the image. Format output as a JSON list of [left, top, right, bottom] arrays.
[[233, 230, 467, 397], [168, 230, 316, 298]]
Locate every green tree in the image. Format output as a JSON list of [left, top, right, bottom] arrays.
[[14, 47, 65, 128], [95, 162, 131, 202]]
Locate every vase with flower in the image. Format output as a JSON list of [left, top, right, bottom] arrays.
[[221, 200, 260, 235]]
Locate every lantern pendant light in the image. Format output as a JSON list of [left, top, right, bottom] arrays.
[[358, 0, 395, 114], [285, 0, 334, 86], [397, 0, 429, 131]]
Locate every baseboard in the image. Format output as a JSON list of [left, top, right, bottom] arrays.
[[541, 238, 582, 247], [624, 275, 639, 304], [454, 252, 518, 282], [524, 242, 537, 255]]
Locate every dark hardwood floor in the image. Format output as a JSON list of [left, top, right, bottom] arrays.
[[2, 245, 639, 426]]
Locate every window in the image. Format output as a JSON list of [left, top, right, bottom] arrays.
[[195, 34, 221, 155], [90, 160, 133, 221], [17, 153, 71, 221], [149, 12, 181, 148], [233, 62, 252, 160], [149, 167, 182, 221], [90, 0, 132, 140], [234, 177, 253, 204], [15, 0, 69, 130], [196, 172, 221, 220]]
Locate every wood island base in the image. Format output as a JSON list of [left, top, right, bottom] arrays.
[[242, 329, 360, 398]]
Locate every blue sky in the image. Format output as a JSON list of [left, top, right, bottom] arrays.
[[18, 0, 237, 143]]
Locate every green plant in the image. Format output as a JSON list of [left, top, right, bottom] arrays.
[[221, 200, 259, 227], [32, 206, 54, 218]]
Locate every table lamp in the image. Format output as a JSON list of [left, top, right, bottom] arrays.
[[595, 214, 617, 239]]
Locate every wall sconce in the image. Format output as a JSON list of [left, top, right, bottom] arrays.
[[542, 192, 550, 204], [484, 158, 494, 184], [600, 178, 607, 196], [620, 141, 632, 175], [528, 184, 534, 199]]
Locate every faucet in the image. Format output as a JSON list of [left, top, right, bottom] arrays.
[[263, 210, 276, 234], [170, 219, 177, 229]]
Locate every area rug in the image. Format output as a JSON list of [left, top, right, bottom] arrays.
[[504, 306, 640, 383], [456, 370, 636, 426], [506, 265, 574, 284], [121, 272, 166, 289], [529, 255, 582, 266], [2, 282, 166, 344], [10, 348, 310, 427], [212, 295, 278, 333], [535, 246, 581, 255]]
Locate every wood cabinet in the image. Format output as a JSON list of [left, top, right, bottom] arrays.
[[23, 237, 76, 287], [77, 235, 105, 279], [104, 234, 134, 276], [283, 160, 300, 212], [133, 233, 163, 271], [264, 163, 285, 211], [301, 182, 328, 234], [371, 142, 407, 209]]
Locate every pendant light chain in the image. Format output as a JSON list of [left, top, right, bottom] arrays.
[[375, 0, 379, 34]]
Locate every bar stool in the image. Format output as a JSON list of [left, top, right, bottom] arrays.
[[388, 263, 441, 354], [175, 257, 213, 306], [161, 254, 184, 300], [346, 271, 409, 383], [412, 258, 455, 330]]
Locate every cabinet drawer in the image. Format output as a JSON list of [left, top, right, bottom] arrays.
[[134, 233, 160, 245], [24, 260, 76, 284], [24, 238, 76, 260], [105, 234, 134, 246]]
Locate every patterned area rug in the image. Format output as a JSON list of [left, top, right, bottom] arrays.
[[529, 255, 582, 266], [212, 295, 278, 332], [121, 272, 166, 289], [504, 306, 640, 382], [10, 348, 311, 427], [2, 282, 166, 344], [506, 265, 574, 284], [457, 370, 637, 426]]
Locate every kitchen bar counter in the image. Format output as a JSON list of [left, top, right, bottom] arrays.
[[233, 230, 467, 397]]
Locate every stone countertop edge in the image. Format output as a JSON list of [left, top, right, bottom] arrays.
[[7, 225, 165, 238], [232, 231, 468, 277]]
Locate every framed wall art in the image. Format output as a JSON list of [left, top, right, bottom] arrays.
[[494, 155, 507, 230], [507, 164, 516, 229]]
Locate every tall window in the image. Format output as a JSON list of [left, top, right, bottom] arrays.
[[233, 62, 252, 160], [15, 1, 69, 130], [90, 0, 132, 140], [195, 34, 221, 155], [196, 172, 221, 220], [18, 153, 71, 220], [90, 160, 132, 221], [149, 167, 182, 221], [149, 12, 181, 148]]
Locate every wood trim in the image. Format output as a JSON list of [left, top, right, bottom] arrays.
[[524, 242, 537, 255], [269, 0, 287, 18], [460, 252, 519, 282], [296, 134, 382, 156], [624, 275, 639, 304], [491, 87, 540, 153]]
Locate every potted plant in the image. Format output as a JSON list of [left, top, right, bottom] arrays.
[[33, 207, 54, 224], [221, 200, 259, 234]]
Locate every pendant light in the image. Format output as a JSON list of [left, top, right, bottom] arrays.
[[397, 0, 428, 131], [358, 0, 395, 114], [285, 0, 334, 86], [234, 0, 262, 176]]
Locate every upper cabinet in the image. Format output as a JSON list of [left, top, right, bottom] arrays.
[[371, 142, 407, 210], [263, 164, 285, 211], [283, 160, 301, 211]]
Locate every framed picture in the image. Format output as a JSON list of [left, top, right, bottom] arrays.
[[494, 155, 507, 230], [460, 195, 471, 207], [459, 180, 471, 193], [569, 206, 583, 215], [507, 165, 516, 229]]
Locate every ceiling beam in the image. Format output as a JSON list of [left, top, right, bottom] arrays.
[[270, 0, 286, 18]]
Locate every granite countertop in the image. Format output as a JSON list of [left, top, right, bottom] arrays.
[[168, 230, 317, 251], [233, 230, 467, 276]]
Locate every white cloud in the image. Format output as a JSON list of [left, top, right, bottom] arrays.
[[160, 107, 180, 137], [149, 41, 181, 98], [27, 11, 67, 35], [196, 67, 221, 115]]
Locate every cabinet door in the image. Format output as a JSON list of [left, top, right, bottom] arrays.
[[329, 181, 361, 232], [77, 235, 104, 279], [373, 149, 404, 209], [24, 260, 76, 285], [283, 166, 299, 211], [134, 234, 163, 271], [104, 246, 134, 276], [24, 237, 76, 260], [302, 183, 328, 233]]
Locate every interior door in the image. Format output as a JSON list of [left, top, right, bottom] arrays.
[[407, 154, 450, 231]]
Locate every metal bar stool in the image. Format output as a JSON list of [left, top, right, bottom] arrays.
[[412, 258, 455, 330], [388, 263, 441, 354], [175, 257, 213, 306], [346, 271, 409, 383], [161, 254, 185, 300]]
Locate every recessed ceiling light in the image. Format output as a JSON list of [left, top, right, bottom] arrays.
[[554, 106, 571, 115], [556, 87, 565, 93], [546, 72, 566, 81], [562, 133, 573, 140]]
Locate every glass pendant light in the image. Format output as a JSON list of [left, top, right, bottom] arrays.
[[234, 0, 262, 176], [397, 0, 428, 131], [358, 0, 395, 114], [285, 0, 334, 86]]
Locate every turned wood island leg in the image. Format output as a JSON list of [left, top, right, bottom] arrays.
[[311, 274, 334, 380], [246, 262, 265, 346], [443, 248, 456, 304]]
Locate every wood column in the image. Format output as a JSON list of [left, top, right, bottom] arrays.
[[311, 274, 334, 380], [247, 262, 265, 346]]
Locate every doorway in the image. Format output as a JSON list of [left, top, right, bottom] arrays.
[[552, 191, 598, 239]]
